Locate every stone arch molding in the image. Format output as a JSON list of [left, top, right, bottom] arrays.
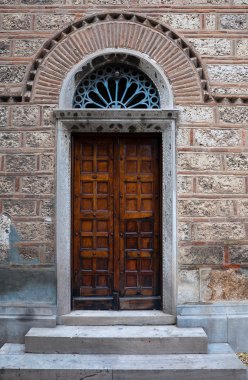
[[27, 13, 211, 105]]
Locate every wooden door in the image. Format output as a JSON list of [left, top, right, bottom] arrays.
[[72, 135, 161, 310]]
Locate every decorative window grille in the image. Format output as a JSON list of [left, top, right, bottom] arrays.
[[73, 64, 160, 109]]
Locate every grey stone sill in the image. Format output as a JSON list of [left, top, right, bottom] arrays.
[[177, 303, 248, 315], [54, 109, 179, 121]]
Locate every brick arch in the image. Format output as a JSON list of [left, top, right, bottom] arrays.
[[27, 13, 211, 105]]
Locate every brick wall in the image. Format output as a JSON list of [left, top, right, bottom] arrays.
[[0, 0, 247, 305]]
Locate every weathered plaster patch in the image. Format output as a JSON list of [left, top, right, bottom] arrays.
[[0, 212, 40, 265], [0, 213, 11, 261]]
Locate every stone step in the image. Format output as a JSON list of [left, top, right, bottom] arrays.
[[0, 344, 246, 380], [25, 325, 208, 354], [58, 310, 176, 326]]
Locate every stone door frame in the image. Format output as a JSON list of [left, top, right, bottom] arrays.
[[55, 109, 178, 317]]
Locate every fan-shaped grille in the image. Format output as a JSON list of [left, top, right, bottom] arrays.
[[73, 64, 160, 109]]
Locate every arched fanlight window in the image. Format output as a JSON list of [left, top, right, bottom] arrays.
[[73, 64, 160, 109]]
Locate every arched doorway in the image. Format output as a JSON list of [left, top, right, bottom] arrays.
[[32, 10, 208, 317]]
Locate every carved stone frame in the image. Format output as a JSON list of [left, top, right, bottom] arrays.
[[55, 109, 178, 317]]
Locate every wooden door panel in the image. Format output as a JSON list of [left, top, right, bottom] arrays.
[[73, 137, 114, 305], [72, 135, 161, 310], [119, 138, 160, 308]]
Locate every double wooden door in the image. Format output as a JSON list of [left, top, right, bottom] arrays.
[[72, 134, 161, 310]]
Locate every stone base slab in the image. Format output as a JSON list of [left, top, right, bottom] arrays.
[[25, 325, 208, 355], [0, 344, 246, 380]]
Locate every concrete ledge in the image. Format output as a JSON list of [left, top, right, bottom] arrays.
[[177, 315, 227, 343], [0, 348, 246, 380], [177, 303, 248, 351], [58, 310, 176, 326], [0, 315, 56, 346]]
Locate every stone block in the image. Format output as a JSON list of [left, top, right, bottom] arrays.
[[178, 222, 191, 241], [139, 0, 160, 4], [178, 270, 200, 304], [2, 200, 36, 217], [0, 351, 247, 380], [178, 199, 234, 217], [208, 65, 248, 83], [161, 13, 200, 30], [40, 154, 55, 172], [0, 40, 11, 56], [178, 199, 216, 217], [196, 222, 246, 241], [236, 39, 248, 57], [218, 200, 235, 216], [42, 106, 56, 127], [194, 129, 241, 147], [21, 176, 54, 195], [5, 155, 36, 172], [197, 176, 245, 194], [219, 106, 248, 124], [73, 0, 130, 3], [21, 0, 62, 3], [200, 269, 248, 302], [212, 86, 248, 96], [0, 106, 8, 127], [225, 154, 248, 171], [17, 245, 40, 262], [0, 132, 21, 148], [237, 200, 248, 217], [178, 106, 214, 123], [2, 14, 31, 30], [0, 176, 15, 194], [178, 153, 221, 171], [25, 131, 55, 148], [177, 176, 193, 194], [229, 246, 248, 264], [205, 14, 216, 30], [14, 39, 44, 57], [12, 106, 40, 127], [0, 65, 26, 83], [234, 0, 248, 3], [177, 315, 227, 343], [220, 14, 247, 30], [59, 310, 176, 326], [179, 246, 224, 265], [0, 213, 11, 262], [16, 222, 54, 241], [188, 38, 231, 56], [228, 316, 248, 351], [25, 325, 208, 355], [35, 14, 75, 31], [39, 244, 55, 264], [145, 0, 229, 4], [40, 200, 55, 217], [176, 128, 190, 146]]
